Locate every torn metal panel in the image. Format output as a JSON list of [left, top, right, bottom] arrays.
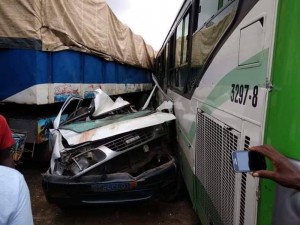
[[61, 111, 151, 133], [44, 84, 178, 206], [152, 74, 172, 102], [92, 89, 130, 117], [60, 124, 168, 178], [49, 85, 176, 179], [157, 101, 174, 113], [53, 96, 85, 129], [59, 112, 175, 146], [50, 129, 66, 173]]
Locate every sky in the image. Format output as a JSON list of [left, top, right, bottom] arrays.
[[106, 0, 184, 51]]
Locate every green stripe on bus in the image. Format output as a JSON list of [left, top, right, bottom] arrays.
[[201, 49, 269, 114]]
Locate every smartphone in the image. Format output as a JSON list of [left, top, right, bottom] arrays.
[[231, 150, 266, 172]]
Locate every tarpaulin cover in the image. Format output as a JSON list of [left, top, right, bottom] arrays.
[[0, 0, 155, 70]]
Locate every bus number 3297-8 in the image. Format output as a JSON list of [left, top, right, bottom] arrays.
[[230, 84, 258, 107]]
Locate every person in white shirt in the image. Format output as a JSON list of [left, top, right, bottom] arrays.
[[0, 165, 33, 225]]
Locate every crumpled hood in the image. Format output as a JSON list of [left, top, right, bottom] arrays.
[[57, 111, 175, 146]]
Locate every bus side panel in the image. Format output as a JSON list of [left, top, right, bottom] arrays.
[[172, 94, 198, 204], [191, 1, 277, 224], [168, 0, 277, 224], [158, 0, 279, 224]]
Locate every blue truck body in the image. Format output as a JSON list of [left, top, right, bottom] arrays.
[[0, 49, 152, 104]]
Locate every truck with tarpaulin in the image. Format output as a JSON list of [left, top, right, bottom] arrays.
[[0, 0, 156, 160]]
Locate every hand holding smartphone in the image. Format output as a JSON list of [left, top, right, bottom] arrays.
[[231, 150, 266, 173]]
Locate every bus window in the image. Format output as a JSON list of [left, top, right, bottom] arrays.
[[175, 20, 183, 67], [158, 50, 165, 77], [159, 49, 168, 92], [175, 13, 190, 66], [171, 11, 190, 92], [163, 43, 169, 91], [217, 0, 233, 9], [197, 0, 219, 30], [165, 43, 169, 76], [167, 36, 175, 88], [188, 0, 238, 92]]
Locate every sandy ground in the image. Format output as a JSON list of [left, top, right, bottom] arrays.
[[17, 162, 200, 225]]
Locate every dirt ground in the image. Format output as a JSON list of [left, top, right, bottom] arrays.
[[17, 162, 200, 225]]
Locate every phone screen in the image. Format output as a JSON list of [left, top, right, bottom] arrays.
[[231, 150, 266, 172]]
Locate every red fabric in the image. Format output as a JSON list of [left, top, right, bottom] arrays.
[[0, 115, 15, 150]]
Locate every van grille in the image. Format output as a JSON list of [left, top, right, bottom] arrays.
[[195, 112, 240, 225], [104, 129, 154, 152]]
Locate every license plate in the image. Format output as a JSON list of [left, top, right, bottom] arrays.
[[91, 182, 132, 192]]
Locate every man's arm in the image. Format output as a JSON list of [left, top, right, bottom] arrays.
[[249, 145, 300, 190]]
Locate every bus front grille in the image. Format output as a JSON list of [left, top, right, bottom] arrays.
[[195, 111, 241, 225]]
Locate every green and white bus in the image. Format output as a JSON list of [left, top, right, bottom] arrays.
[[155, 0, 300, 224]]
